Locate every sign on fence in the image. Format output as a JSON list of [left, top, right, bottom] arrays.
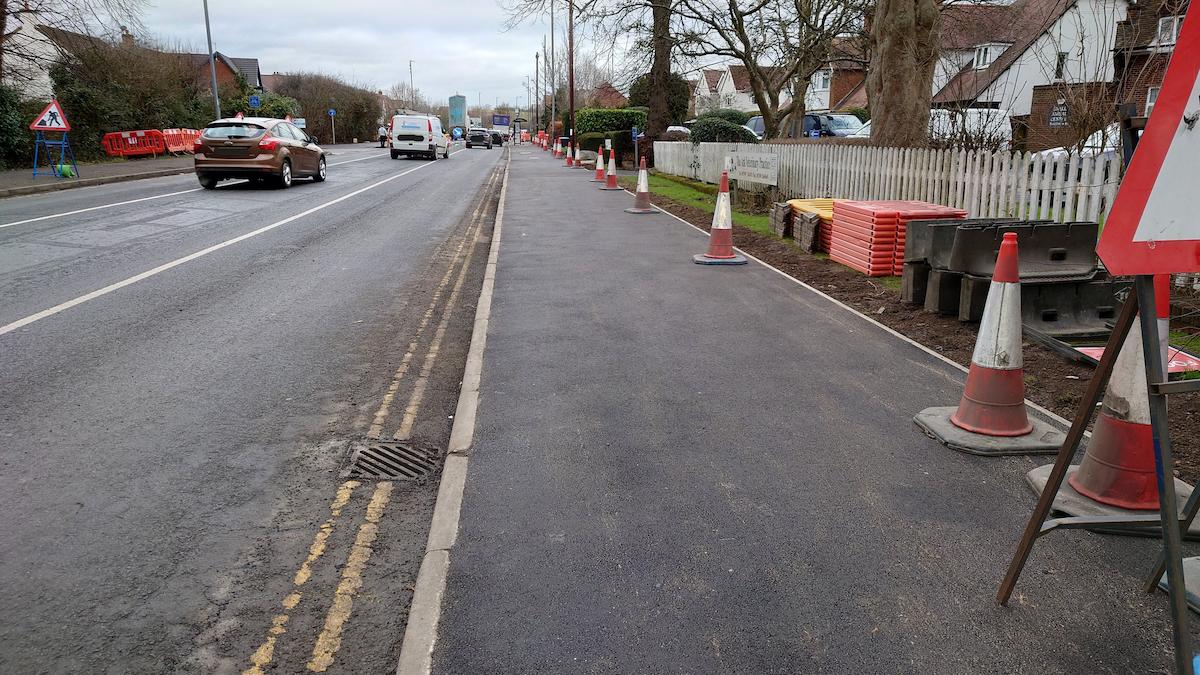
[[727, 151, 779, 186]]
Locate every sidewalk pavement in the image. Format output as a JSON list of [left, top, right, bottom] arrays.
[[429, 149, 1189, 672], [0, 142, 383, 198]]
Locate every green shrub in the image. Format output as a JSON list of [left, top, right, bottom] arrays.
[[575, 107, 646, 135], [576, 132, 606, 153], [698, 108, 750, 125], [604, 130, 636, 163], [0, 86, 33, 170], [690, 117, 759, 144]]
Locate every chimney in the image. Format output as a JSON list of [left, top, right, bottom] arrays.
[[120, 25, 134, 46]]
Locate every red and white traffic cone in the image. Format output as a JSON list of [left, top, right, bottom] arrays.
[[553, 139, 561, 157], [1067, 317, 1159, 509], [600, 149, 621, 190], [951, 233, 1031, 436], [625, 158, 655, 214], [564, 143, 574, 167], [591, 148, 607, 182], [574, 144, 585, 168], [693, 171, 747, 265], [1157, 273, 1171, 373], [914, 232, 1065, 454]]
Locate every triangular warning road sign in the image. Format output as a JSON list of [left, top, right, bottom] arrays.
[[1097, 3, 1200, 275], [29, 99, 70, 132]]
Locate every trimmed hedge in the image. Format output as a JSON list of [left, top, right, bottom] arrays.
[[698, 108, 751, 125], [576, 107, 646, 135], [690, 118, 760, 144], [576, 132, 607, 153]]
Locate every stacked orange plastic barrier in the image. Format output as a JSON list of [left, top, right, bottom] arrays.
[[830, 200, 966, 277]]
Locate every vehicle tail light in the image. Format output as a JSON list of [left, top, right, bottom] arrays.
[[193, 139, 204, 153], [428, 119, 433, 133], [258, 136, 280, 152]]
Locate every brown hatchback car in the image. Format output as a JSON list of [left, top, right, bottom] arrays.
[[193, 117, 327, 189]]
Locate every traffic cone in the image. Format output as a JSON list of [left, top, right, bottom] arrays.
[[591, 148, 607, 182], [950, 233, 1031, 436], [553, 139, 561, 157], [692, 171, 747, 265], [625, 158, 655, 214], [1157, 274, 1171, 373], [913, 232, 1065, 455], [600, 150, 621, 190], [565, 143, 574, 167], [574, 144, 585, 168], [1067, 318, 1159, 509]]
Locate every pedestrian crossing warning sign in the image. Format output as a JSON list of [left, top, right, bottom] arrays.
[[29, 100, 70, 132]]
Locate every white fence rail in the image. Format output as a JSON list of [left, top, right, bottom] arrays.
[[653, 141, 1122, 224]]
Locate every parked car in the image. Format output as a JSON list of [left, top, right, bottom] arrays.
[[743, 113, 864, 140], [391, 114, 449, 160], [466, 127, 492, 149], [490, 130, 504, 146], [193, 117, 326, 189]]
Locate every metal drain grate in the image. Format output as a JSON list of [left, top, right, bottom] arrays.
[[345, 440, 441, 481]]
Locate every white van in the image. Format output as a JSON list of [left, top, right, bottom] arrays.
[[390, 114, 449, 160]]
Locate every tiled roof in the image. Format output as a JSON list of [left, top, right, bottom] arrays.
[[933, 0, 1076, 105]]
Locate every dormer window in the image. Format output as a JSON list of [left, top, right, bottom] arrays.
[[1156, 15, 1185, 48], [813, 69, 832, 91], [973, 43, 1011, 69]]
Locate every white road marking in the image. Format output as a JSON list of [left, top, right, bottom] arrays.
[[0, 152, 388, 231], [0, 149, 469, 337]]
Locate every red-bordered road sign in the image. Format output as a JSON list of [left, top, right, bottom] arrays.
[[29, 99, 70, 132], [1097, 3, 1200, 275]]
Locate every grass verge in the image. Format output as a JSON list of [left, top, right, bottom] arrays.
[[619, 172, 773, 237]]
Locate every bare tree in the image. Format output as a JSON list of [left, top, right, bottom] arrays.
[[867, 0, 939, 146], [674, 0, 870, 139], [1, 0, 143, 90]]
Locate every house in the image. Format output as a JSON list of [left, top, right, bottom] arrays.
[[715, 64, 790, 114], [932, 0, 1129, 137], [805, 38, 867, 112], [182, 52, 263, 91], [1112, 0, 1190, 118], [691, 68, 726, 113], [590, 82, 628, 108]]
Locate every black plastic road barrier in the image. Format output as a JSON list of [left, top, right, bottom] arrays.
[[947, 221, 1097, 280], [1021, 278, 1129, 338]]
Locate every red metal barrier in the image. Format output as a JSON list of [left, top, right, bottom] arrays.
[[101, 130, 168, 158], [161, 128, 200, 153]]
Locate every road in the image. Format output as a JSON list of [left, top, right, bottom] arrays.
[[0, 143, 505, 673]]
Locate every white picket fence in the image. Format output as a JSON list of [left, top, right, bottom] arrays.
[[653, 141, 1123, 224]]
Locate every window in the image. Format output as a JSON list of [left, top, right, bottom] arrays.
[[1156, 15, 1184, 46], [1147, 86, 1160, 116], [1054, 52, 1068, 79], [973, 43, 1010, 69], [813, 69, 832, 91]]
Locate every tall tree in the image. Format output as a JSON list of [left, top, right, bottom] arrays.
[[866, 0, 939, 146], [644, 0, 673, 136], [674, 0, 869, 139]]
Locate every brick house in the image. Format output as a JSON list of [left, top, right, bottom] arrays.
[[1113, 0, 1191, 118], [806, 38, 867, 112], [590, 82, 628, 108]]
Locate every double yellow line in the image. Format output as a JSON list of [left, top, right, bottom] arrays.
[[243, 163, 503, 675]]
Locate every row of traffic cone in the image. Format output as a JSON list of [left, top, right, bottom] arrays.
[[544, 143, 744, 263]]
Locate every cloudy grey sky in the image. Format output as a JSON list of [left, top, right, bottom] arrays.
[[141, 0, 559, 107]]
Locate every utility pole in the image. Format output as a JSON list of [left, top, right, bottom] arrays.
[[409, 60, 414, 111], [535, 50, 540, 135], [550, 0, 557, 141], [567, 0, 575, 142], [202, 0, 221, 119]]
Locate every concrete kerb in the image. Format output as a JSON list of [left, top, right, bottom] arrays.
[[626, 185, 1076, 432], [0, 167, 193, 199], [395, 149, 509, 675]]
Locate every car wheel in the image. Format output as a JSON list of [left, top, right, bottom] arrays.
[[312, 156, 327, 182], [390, 150, 399, 159], [277, 159, 292, 189], [198, 174, 217, 189], [466, 143, 472, 148], [443, 146, 450, 158]]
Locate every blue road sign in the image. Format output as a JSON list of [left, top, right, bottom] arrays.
[[632, 126, 638, 140], [248, 94, 261, 109], [328, 108, 336, 117]]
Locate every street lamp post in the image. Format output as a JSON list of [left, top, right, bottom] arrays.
[[409, 60, 415, 111], [202, 0, 221, 119]]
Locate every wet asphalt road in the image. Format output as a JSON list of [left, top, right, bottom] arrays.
[[0, 143, 503, 673]]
